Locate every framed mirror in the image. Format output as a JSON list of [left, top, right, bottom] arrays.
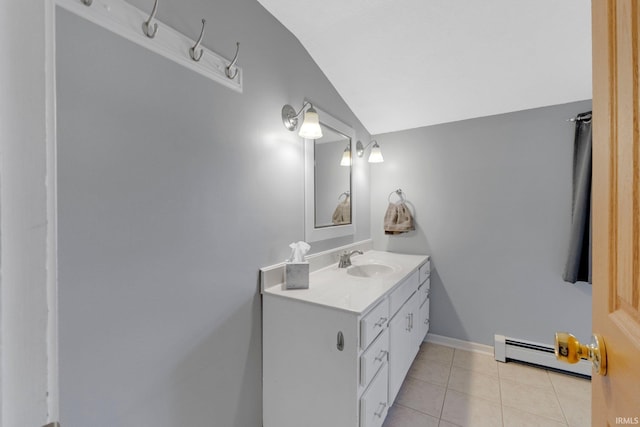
[[304, 107, 356, 242]]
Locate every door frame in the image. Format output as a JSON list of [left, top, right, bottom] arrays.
[[45, 0, 60, 422], [0, 0, 59, 425]]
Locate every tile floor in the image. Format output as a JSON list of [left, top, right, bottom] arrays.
[[382, 343, 591, 427]]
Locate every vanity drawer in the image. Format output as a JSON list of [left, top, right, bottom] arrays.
[[360, 300, 390, 350], [419, 260, 430, 284], [360, 329, 389, 387], [418, 277, 430, 306], [360, 364, 388, 427], [389, 270, 419, 317]]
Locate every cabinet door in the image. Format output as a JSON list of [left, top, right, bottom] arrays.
[[263, 295, 358, 427], [406, 293, 421, 364], [388, 292, 420, 404]]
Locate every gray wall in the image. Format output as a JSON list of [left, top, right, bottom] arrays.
[[56, 2, 370, 425], [371, 100, 593, 347]]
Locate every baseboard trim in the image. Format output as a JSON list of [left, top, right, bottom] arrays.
[[425, 333, 494, 356]]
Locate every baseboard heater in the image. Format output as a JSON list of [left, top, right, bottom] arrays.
[[494, 334, 591, 377]]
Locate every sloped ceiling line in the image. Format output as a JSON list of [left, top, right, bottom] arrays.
[[257, 0, 592, 134]]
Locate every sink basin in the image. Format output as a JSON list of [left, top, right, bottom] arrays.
[[347, 263, 395, 278]]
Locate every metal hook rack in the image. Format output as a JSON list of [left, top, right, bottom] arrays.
[[189, 19, 206, 62], [57, 0, 243, 93], [226, 42, 240, 79], [142, 0, 159, 38]]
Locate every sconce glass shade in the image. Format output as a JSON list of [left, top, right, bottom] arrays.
[[340, 145, 352, 166], [356, 140, 384, 163], [368, 142, 384, 163], [298, 106, 323, 139]]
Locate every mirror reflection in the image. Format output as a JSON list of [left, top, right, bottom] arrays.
[[313, 123, 351, 228]]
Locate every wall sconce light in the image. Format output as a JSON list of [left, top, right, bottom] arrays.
[[356, 140, 384, 163], [282, 101, 323, 139], [340, 144, 352, 166]]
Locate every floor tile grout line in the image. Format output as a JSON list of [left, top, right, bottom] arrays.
[[437, 349, 455, 425], [499, 382, 570, 425], [392, 402, 441, 423], [497, 359, 505, 427], [396, 375, 447, 419], [407, 343, 587, 427], [446, 368, 503, 405], [449, 364, 501, 384], [546, 369, 572, 426], [494, 362, 562, 424], [497, 374, 559, 394], [501, 402, 572, 426]]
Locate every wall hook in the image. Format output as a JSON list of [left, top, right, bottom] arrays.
[[142, 0, 159, 38], [81, 0, 93, 6], [225, 42, 240, 79], [189, 19, 206, 62]]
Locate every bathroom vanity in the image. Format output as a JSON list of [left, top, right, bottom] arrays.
[[262, 250, 431, 427]]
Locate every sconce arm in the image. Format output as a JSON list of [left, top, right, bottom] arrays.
[[356, 139, 378, 157], [282, 101, 314, 131]]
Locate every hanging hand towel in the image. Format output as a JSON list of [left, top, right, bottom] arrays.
[[383, 202, 414, 235], [332, 196, 351, 225]]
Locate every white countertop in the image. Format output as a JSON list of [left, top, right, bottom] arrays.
[[263, 250, 429, 314]]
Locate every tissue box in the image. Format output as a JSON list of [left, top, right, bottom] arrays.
[[284, 262, 309, 290]]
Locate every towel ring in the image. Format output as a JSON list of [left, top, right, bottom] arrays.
[[338, 191, 350, 201], [388, 189, 406, 203]]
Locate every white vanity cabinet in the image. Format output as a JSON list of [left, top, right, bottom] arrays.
[[262, 253, 430, 427], [262, 294, 389, 427], [387, 263, 431, 404]]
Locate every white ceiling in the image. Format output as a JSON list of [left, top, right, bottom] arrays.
[[257, 0, 592, 135]]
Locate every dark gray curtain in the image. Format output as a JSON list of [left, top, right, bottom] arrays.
[[563, 111, 592, 284]]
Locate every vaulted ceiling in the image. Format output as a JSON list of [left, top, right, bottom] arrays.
[[257, 0, 592, 135]]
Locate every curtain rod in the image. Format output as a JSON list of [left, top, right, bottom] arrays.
[[567, 111, 592, 123]]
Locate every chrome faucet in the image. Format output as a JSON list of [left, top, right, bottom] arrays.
[[338, 250, 363, 268]]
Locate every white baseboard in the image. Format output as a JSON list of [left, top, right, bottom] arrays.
[[425, 333, 494, 356]]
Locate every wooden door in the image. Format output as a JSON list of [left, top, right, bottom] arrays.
[[592, 0, 640, 424]]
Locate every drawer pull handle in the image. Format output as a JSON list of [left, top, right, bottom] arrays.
[[374, 402, 387, 418], [374, 317, 388, 328], [337, 331, 344, 351], [406, 314, 411, 331], [374, 349, 388, 362]]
